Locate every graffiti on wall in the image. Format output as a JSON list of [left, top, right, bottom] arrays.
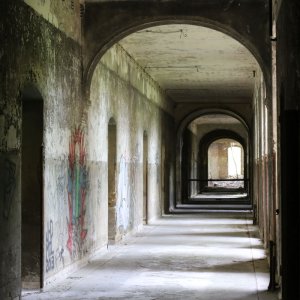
[[56, 244, 64, 268], [46, 220, 55, 272], [2, 158, 16, 219], [45, 219, 65, 272], [67, 127, 88, 257]]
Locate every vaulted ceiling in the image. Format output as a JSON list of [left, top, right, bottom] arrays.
[[119, 24, 259, 104]]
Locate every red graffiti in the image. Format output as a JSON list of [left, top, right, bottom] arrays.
[[67, 193, 73, 254], [67, 127, 88, 256]]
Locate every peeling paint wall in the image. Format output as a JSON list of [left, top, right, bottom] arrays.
[[0, 2, 176, 297], [88, 43, 175, 245], [0, 1, 82, 298], [23, 0, 83, 43]]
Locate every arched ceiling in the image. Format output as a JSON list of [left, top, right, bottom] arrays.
[[118, 24, 259, 104], [191, 114, 242, 125]]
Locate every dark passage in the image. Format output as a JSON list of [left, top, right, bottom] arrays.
[[22, 96, 43, 288]]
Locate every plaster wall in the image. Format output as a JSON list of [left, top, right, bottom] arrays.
[[252, 69, 273, 251], [23, 0, 82, 43], [88, 43, 175, 246], [0, 2, 84, 298], [181, 120, 247, 198], [208, 142, 227, 180], [252, 71, 264, 236], [0, 3, 176, 297]]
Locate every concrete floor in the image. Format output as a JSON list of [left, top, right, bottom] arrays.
[[192, 193, 248, 199], [23, 212, 278, 300]]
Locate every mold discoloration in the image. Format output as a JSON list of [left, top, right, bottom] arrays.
[[88, 43, 175, 242], [1, 1, 82, 298], [83, 0, 270, 88], [119, 25, 259, 103], [24, 0, 82, 43]]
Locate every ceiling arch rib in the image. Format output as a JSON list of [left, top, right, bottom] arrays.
[[118, 24, 259, 105], [84, 0, 270, 90]]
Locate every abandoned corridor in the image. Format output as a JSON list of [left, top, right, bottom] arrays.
[[3, 1, 300, 299], [23, 213, 277, 300]]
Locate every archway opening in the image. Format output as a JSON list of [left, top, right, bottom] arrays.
[[89, 23, 263, 215], [179, 113, 249, 206], [83, 16, 272, 298], [207, 138, 244, 190], [21, 85, 44, 289]]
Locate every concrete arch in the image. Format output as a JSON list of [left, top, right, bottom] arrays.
[[84, 1, 270, 209], [84, 1, 271, 96], [108, 116, 116, 125], [175, 109, 249, 206], [201, 129, 247, 151], [177, 108, 249, 141], [198, 130, 249, 194]]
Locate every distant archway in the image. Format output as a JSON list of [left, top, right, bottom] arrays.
[[204, 137, 245, 192], [85, 8, 268, 210], [84, 2, 271, 95], [176, 110, 249, 205]]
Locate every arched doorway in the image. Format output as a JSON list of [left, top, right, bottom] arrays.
[[207, 138, 245, 191], [178, 112, 249, 205], [198, 129, 248, 195]]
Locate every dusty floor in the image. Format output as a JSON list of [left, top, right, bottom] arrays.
[[23, 212, 278, 300], [192, 193, 248, 199]]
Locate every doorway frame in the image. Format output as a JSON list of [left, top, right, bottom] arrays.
[[21, 84, 45, 289]]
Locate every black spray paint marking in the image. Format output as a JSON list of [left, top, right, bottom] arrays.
[[46, 220, 55, 272]]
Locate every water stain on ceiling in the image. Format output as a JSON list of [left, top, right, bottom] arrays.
[[119, 24, 259, 103]]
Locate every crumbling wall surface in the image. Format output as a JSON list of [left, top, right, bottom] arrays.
[[0, 2, 176, 297], [23, 0, 82, 43], [88, 44, 174, 244], [0, 1, 82, 298], [252, 69, 270, 246]]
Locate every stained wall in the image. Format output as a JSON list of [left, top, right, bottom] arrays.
[[0, 2, 176, 298], [88, 44, 175, 244], [1, 1, 83, 297]]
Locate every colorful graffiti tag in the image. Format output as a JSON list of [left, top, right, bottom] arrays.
[[67, 127, 88, 256]]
